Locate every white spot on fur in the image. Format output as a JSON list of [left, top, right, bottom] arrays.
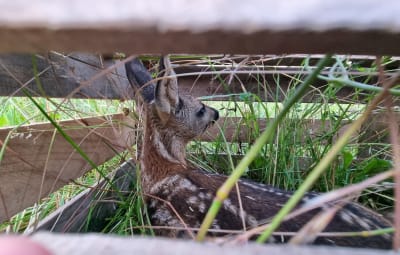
[[186, 195, 207, 213], [340, 209, 373, 230], [245, 195, 256, 201], [198, 202, 206, 213], [150, 175, 181, 194], [340, 211, 354, 224], [246, 215, 258, 227], [150, 200, 158, 208], [239, 180, 286, 195], [178, 178, 197, 192], [187, 196, 199, 204], [356, 217, 373, 230], [223, 197, 260, 228], [198, 191, 213, 200], [198, 192, 206, 199], [167, 218, 180, 226], [153, 207, 173, 223], [223, 199, 239, 215], [211, 219, 221, 230], [325, 238, 335, 244]]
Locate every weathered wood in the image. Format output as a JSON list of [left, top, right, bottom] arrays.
[[174, 56, 397, 103], [2, 53, 392, 103], [0, 113, 135, 223], [201, 117, 351, 143], [358, 111, 400, 159], [178, 73, 367, 103], [28, 160, 136, 233], [30, 233, 396, 255], [0, 1, 400, 54], [0, 52, 133, 99]]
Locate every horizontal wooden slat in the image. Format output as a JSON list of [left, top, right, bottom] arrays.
[[1, 1, 400, 54], [0, 113, 136, 223], [2, 53, 395, 103], [0, 52, 133, 99], [177, 72, 372, 103], [31, 232, 394, 255], [174, 55, 400, 68], [199, 117, 352, 143], [358, 112, 400, 159]]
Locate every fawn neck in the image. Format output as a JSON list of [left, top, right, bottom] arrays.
[[141, 107, 188, 191]]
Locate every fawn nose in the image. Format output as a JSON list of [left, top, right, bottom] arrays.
[[213, 109, 219, 121]]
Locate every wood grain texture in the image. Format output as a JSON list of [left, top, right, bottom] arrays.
[[2, 53, 392, 103], [31, 232, 395, 255], [0, 0, 399, 54], [201, 117, 352, 143], [0, 113, 136, 222], [0, 52, 133, 99]]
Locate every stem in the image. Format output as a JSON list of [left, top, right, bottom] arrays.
[[22, 89, 123, 200], [196, 55, 333, 241], [319, 76, 400, 96], [256, 70, 398, 243]]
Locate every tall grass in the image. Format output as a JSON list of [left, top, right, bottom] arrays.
[[0, 54, 397, 238], [189, 57, 394, 200], [0, 97, 132, 233]]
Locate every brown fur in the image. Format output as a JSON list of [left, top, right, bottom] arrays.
[[125, 56, 393, 249]]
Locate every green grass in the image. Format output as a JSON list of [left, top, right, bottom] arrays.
[[0, 97, 133, 233], [0, 54, 397, 238], [0, 97, 129, 127], [187, 55, 395, 210]]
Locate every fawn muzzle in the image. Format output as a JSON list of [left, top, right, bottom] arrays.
[[212, 108, 219, 122]]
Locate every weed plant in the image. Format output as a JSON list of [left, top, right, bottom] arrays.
[[0, 54, 397, 237]]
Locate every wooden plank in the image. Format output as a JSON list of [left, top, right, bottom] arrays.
[[0, 113, 136, 223], [0, 1, 400, 54], [173, 57, 398, 103], [177, 71, 371, 103], [1, 53, 393, 103], [27, 160, 136, 233], [358, 112, 400, 159], [0, 52, 133, 99], [30, 232, 394, 255], [174, 55, 399, 68], [200, 117, 351, 143]]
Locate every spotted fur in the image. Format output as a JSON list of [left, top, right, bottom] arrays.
[[125, 56, 393, 249]]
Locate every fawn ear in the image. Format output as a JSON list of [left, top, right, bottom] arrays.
[[155, 56, 179, 124], [125, 58, 155, 103]]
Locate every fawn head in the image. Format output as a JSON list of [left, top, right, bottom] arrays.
[[125, 56, 219, 143]]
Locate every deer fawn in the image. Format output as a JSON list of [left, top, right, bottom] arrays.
[[125, 56, 392, 249]]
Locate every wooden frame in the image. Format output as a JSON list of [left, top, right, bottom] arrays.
[[0, 114, 135, 222], [0, 1, 398, 252], [31, 232, 395, 255], [0, 1, 400, 54]]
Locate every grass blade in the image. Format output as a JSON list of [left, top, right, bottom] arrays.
[[196, 54, 333, 241], [22, 89, 123, 200], [256, 68, 399, 243]]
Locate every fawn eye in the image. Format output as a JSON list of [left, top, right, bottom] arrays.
[[196, 104, 206, 117]]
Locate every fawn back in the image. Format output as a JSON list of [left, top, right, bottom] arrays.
[[125, 56, 393, 249]]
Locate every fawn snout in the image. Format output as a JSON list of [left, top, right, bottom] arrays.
[[211, 108, 219, 122]]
